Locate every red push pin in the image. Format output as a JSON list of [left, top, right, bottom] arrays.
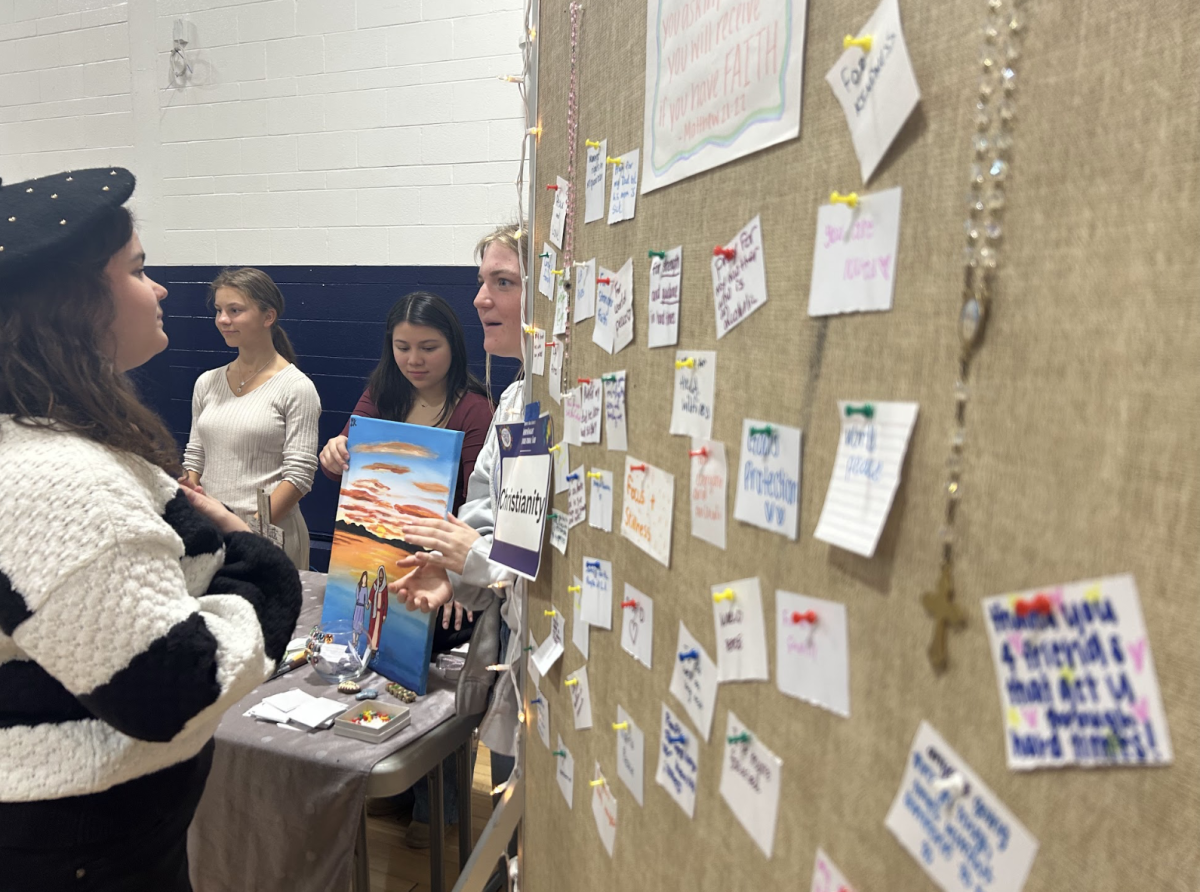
[[791, 610, 818, 624], [545, 340, 556, 346], [620, 599, 637, 608], [713, 245, 736, 260], [688, 447, 708, 458], [545, 183, 559, 190], [577, 377, 592, 383], [629, 463, 648, 472], [1015, 594, 1053, 618], [596, 276, 611, 284]]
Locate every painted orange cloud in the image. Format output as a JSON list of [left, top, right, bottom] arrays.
[[356, 442, 436, 459], [395, 503, 442, 519], [413, 481, 450, 495], [361, 462, 411, 475]]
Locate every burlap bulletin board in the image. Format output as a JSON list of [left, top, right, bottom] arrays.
[[521, 1, 1200, 889]]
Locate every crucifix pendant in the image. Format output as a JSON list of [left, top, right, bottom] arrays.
[[921, 560, 967, 673]]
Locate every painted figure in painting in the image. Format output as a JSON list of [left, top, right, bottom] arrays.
[[366, 565, 389, 652], [351, 570, 370, 648]]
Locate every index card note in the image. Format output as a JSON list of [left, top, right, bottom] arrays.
[[655, 702, 699, 818], [981, 574, 1172, 770], [711, 577, 768, 683], [553, 279, 569, 336], [712, 215, 768, 338], [556, 734, 574, 808], [825, 0, 920, 183], [885, 721, 1039, 892], [567, 464, 586, 528], [621, 456, 674, 567], [587, 469, 614, 532], [612, 257, 635, 354], [620, 584, 653, 669], [689, 438, 727, 550], [813, 400, 918, 557], [592, 266, 616, 353], [531, 612, 565, 677], [571, 576, 588, 659], [669, 349, 716, 440], [531, 329, 545, 376], [604, 371, 628, 452], [579, 380, 602, 443], [549, 340, 563, 403], [568, 665, 593, 730], [648, 246, 682, 347], [607, 148, 640, 224], [550, 511, 568, 555], [590, 763, 617, 857], [616, 705, 645, 806], [776, 590, 850, 717], [538, 243, 557, 298], [534, 683, 550, 748], [562, 388, 581, 447], [808, 186, 903, 317], [668, 621, 717, 741], [584, 139, 607, 223], [733, 419, 802, 540], [719, 712, 782, 858], [582, 556, 613, 630], [553, 440, 569, 494], [549, 175, 569, 248], [811, 848, 856, 892], [575, 258, 597, 322]]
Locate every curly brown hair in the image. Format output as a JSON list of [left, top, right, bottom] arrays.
[[0, 205, 182, 476]]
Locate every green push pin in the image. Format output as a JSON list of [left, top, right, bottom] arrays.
[[749, 425, 774, 437], [552, 749, 567, 757], [648, 250, 666, 259], [538, 252, 550, 258], [601, 374, 617, 382], [845, 403, 874, 419], [727, 732, 752, 745]]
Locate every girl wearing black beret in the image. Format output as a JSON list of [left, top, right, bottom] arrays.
[[0, 168, 302, 891]]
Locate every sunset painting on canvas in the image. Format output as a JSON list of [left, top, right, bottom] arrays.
[[319, 415, 464, 694]]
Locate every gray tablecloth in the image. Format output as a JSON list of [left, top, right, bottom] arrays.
[[188, 571, 457, 892]]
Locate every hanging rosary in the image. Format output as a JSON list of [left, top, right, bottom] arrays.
[[922, 0, 1025, 673], [557, 1, 584, 393]]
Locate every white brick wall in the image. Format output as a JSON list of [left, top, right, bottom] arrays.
[[0, 0, 528, 266]]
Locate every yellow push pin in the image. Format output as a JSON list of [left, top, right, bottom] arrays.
[[551, 268, 564, 276], [523, 325, 537, 335], [612, 722, 629, 731], [830, 190, 859, 208], [589, 778, 605, 787], [1007, 707, 1021, 728], [713, 588, 736, 603], [549, 443, 561, 452], [675, 357, 695, 369], [565, 678, 579, 687], [567, 585, 581, 594], [587, 471, 603, 480], [585, 139, 601, 148], [544, 609, 557, 617], [843, 34, 873, 52], [1084, 586, 1101, 603], [606, 156, 622, 165], [527, 126, 542, 137]]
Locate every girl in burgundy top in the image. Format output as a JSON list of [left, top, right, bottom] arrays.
[[318, 291, 493, 646]]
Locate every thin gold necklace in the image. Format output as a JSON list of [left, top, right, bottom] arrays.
[[231, 357, 272, 394]]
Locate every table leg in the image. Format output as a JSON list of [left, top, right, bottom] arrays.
[[456, 739, 473, 869], [353, 804, 370, 892], [429, 761, 445, 892]]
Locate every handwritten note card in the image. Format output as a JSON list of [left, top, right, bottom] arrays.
[[567, 464, 586, 528], [825, 0, 920, 183], [612, 258, 635, 354], [553, 441, 569, 494], [549, 340, 563, 403], [571, 576, 588, 659], [590, 764, 618, 857], [531, 612, 565, 677], [562, 388, 582, 447], [607, 149, 640, 224], [616, 705, 645, 806], [530, 328, 546, 376], [604, 371, 627, 452], [587, 469, 614, 532], [528, 630, 540, 688], [621, 456, 674, 567], [808, 187, 903, 317], [538, 243, 557, 298], [534, 684, 550, 749], [733, 419, 802, 540], [648, 246, 682, 347], [556, 734, 574, 809], [669, 349, 716, 439], [592, 266, 616, 353], [549, 175, 569, 247], [811, 849, 856, 892], [575, 258, 597, 322], [719, 712, 782, 859], [813, 400, 918, 557], [579, 380, 602, 443], [668, 621, 717, 741], [550, 511, 568, 555], [584, 140, 607, 223], [711, 577, 768, 683], [776, 590, 850, 718], [689, 438, 727, 549], [712, 215, 768, 338], [582, 556, 613, 630], [885, 721, 1039, 892], [655, 702, 699, 818], [568, 665, 593, 731], [619, 584, 653, 669], [553, 279, 570, 336], [981, 574, 1172, 770]]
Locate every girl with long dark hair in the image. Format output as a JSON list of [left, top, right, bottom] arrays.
[[0, 169, 301, 891], [183, 267, 321, 569]]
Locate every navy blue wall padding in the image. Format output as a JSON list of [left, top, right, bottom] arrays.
[[133, 265, 521, 572]]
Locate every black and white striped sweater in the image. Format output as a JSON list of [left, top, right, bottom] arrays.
[[0, 417, 302, 850]]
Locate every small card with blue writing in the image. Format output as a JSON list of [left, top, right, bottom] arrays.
[[655, 702, 699, 818], [711, 577, 768, 683], [813, 400, 918, 557], [981, 574, 1172, 770], [615, 704, 645, 806], [733, 419, 802, 540], [719, 712, 782, 859], [669, 349, 716, 440]]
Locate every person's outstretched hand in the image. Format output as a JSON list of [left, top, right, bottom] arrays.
[[388, 564, 454, 614], [394, 514, 481, 575]]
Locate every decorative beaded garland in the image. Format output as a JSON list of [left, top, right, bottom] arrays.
[[921, 0, 1025, 674], [558, 1, 584, 395]]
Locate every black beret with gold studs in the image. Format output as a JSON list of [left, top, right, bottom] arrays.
[[0, 167, 136, 282]]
